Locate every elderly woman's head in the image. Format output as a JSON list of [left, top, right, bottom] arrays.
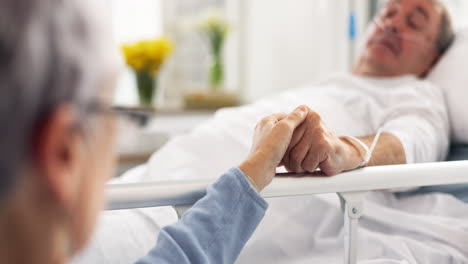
[[0, 0, 119, 261]]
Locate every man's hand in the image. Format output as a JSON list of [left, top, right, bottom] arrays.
[[281, 110, 365, 176], [239, 106, 309, 191]]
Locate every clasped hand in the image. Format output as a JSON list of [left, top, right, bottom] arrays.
[[240, 106, 364, 191]]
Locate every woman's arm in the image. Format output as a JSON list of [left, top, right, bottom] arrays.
[[137, 106, 309, 264], [136, 168, 266, 264]]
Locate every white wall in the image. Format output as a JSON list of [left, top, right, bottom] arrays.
[[110, 0, 364, 106], [239, 0, 351, 102], [111, 0, 163, 44]]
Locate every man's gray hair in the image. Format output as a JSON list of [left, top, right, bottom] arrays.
[[436, 2, 455, 54], [0, 0, 119, 198]]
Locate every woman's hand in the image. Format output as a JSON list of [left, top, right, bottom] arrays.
[[239, 106, 309, 191]]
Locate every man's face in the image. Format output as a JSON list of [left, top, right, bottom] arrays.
[[355, 0, 443, 77]]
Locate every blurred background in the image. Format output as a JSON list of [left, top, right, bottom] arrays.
[[112, 0, 468, 175]]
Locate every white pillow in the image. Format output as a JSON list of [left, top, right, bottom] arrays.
[[427, 27, 468, 144]]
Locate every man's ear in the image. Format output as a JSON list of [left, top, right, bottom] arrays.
[[33, 105, 82, 208]]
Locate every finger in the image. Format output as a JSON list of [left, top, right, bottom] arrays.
[[284, 142, 309, 173], [281, 149, 291, 172], [288, 121, 307, 149], [289, 143, 309, 173], [319, 156, 341, 176], [279, 107, 309, 169], [258, 113, 287, 128], [281, 148, 291, 172], [282, 130, 300, 171], [287, 121, 319, 172], [271, 113, 288, 122], [281, 106, 309, 129], [282, 121, 307, 167], [301, 148, 321, 173]]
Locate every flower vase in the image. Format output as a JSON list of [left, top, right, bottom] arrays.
[[209, 53, 224, 91], [136, 71, 156, 106]]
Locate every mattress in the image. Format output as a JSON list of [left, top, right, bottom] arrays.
[[397, 144, 468, 202]]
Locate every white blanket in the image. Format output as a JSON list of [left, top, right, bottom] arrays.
[[74, 74, 465, 264]]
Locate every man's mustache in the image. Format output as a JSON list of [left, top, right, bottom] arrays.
[[369, 32, 402, 56], [367, 23, 435, 53]]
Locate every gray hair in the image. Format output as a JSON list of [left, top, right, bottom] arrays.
[[435, 2, 455, 54], [0, 0, 119, 198]]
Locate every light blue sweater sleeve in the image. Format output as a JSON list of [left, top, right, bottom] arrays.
[[136, 167, 269, 264]]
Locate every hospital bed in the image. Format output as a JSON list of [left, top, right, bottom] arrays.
[[105, 144, 468, 264], [99, 8, 468, 263]]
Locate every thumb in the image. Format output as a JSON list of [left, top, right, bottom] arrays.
[[283, 106, 309, 129]]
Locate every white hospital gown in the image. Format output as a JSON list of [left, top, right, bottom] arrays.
[[144, 73, 449, 183]]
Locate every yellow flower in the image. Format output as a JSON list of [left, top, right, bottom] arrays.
[[120, 37, 174, 74], [197, 9, 229, 37]]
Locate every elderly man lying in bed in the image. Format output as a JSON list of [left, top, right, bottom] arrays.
[[280, 0, 455, 176], [142, 0, 455, 181], [76, 0, 463, 263]]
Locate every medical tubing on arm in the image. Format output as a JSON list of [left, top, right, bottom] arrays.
[[342, 127, 383, 168]]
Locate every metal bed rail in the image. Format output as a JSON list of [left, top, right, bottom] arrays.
[[106, 161, 468, 211], [105, 161, 468, 264]]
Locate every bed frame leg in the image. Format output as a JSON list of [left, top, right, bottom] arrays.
[[337, 191, 368, 264]]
